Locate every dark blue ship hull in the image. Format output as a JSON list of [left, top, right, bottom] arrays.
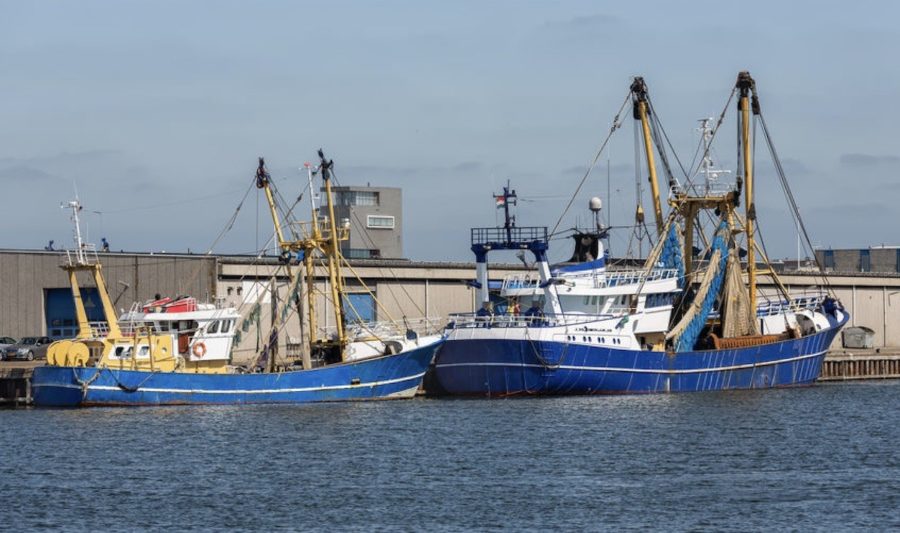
[[434, 318, 846, 396], [32, 341, 442, 407]]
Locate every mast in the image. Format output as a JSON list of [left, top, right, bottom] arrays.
[[737, 71, 759, 312], [299, 162, 318, 369], [318, 149, 348, 353], [255, 152, 350, 364], [499, 181, 517, 244], [256, 158, 288, 253], [61, 199, 122, 339], [631, 77, 664, 237]]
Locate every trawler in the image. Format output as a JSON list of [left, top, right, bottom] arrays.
[[32, 150, 443, 406], [435, 72, 848, 395]]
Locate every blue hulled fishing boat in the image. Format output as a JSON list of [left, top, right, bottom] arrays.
[[33, 151, 442, 406], [435, 72, 847, 396]]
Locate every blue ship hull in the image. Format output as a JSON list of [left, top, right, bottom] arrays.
[[32, 341, 442, 407], [434, 318, 846, 396]]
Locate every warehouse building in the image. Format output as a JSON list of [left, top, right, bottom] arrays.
[[0, 249, 519, 366], [2, 249, 899, 366], [816, 247, 900, 274]]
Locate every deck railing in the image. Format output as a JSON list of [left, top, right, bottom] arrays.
[[61, 245, 99, 267], [599, 268, 679, 288], [471, 226, 548, 247], [316, 316, 446, 341], [756, 294, 826, 317], [446, 312, 616, 329], [501, 268, 680, 292]]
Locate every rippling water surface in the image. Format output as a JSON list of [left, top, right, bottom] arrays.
[[2, 382, 898, 531]]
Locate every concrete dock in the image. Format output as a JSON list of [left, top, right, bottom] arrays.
[[819, 349, 900, 381], [0, 361, 39, 406]]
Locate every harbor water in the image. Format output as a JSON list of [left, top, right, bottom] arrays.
[[2, 382, 898, 531]]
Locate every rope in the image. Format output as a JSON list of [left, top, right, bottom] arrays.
[[757, 112, 836, 297], [328, 171, 428, 320], [72, 367, 101, 399], [111, 368, 157, 393], [175, 177, 257, 297], [550, 91, 631, 237]]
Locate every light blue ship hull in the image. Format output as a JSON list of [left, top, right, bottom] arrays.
[[32, 341, 442, 406], [434, 316, 847, 396]]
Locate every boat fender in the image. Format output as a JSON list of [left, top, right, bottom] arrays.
[[193, 342, 207, 359]]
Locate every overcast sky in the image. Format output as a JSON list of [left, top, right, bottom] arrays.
[[2, 0, 898, 263]]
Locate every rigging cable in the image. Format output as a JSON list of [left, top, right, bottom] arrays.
[[758, 112, 835, 297], [550, 91, 631, 238]]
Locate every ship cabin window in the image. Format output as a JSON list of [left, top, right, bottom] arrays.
[[179, 320, 198, 332], [221, 320, 233, 334], [157, 322, 170, 332], [207, 320, 220, 334], [227, 287, 234, 296], [138, 345, 150, 358], [645, 293, 674, 308], [114, 345, 133, 358], [582, 295, 606, 307]]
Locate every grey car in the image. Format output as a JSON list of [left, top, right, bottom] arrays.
[[0, 337, 16, 361], [4, 336, 52, 361]]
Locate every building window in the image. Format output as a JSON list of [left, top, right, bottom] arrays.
[[344, 248, 380, 259], [896, 249, 900, 273], [860, 249, 871, 272], [334, 191, 379, 207], [367, 215, 395, 229], [823, 249, 834, 270]]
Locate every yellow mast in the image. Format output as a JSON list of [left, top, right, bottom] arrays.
[[90, 264, 122, 338], [256, 158, 288, 251], [318, 152, 348, 351], [68, 270, 93, 339], [631, 77, 665, 237], [256, 152, 350, 363], [737, 71, 758, 312]]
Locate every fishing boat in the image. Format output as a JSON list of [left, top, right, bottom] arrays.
[[32, 150, 443, 406], [434, 72, 848, 396]]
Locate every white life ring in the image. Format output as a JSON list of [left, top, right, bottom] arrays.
[[192, 342, 207, 359]]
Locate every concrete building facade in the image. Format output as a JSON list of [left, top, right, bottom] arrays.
[[816, 247, 900, 274], [325, 185, 402, 259]]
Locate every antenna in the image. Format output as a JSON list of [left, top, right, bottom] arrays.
[[696, 117, 731, 195], [494, 180, 518, 244], [61, 197, 88, 265], [302, 161, 320, 218]]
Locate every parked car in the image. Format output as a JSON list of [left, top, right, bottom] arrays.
[[4, 336, 52, 361], [0, 337, 17, 361]]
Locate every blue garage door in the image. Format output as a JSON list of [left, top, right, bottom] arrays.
[[343, 293, 375, 323], [45, 288, 106, 339]]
